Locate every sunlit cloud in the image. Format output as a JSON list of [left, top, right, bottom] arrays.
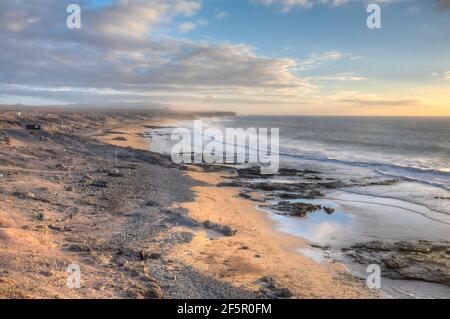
[[0, 0, 449, 115]]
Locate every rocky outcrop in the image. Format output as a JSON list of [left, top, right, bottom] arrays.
[[344, 240, 450, 286], [202, 220, 237, 237], [257, 275, 293, 299], [262, 201, 335, 217]]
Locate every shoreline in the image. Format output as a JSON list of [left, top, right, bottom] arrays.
[[102, 118, 373, 298], [170, 170, 373, 298], [142, 118, 450, 299], [1, 110, 448, 299], [92, 117, 375, 298]]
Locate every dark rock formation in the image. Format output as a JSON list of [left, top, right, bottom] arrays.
[[263, 201, 335, 217], [344, 240, 450, 286]]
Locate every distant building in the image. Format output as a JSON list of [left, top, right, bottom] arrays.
[[25, 124, 44, 131]]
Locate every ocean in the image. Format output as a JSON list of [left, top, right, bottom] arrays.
[[148, 115, 450, 298], [214, 116, 450, 219]]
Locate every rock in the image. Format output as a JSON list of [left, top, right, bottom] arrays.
[[34, 225, 48, 233], [55, 163, 68, 171], [217, 181, 247, 188], [344, 240, 450, 286], [12, 191, 36, 200], [139, 250, 145, 261], [310, 243, 330, 250], [278, 168, 304, 176], [250, 182, 312, 192], [258, 276, 293, 299], [138, 250, 161, 261], [149, 253, 162, 260], [127, 288, 145, 299], [278, 193, 301, 199], [146, 284, 164, 299], [90, 180, 108, 188], [305, 190, 325, 199], [48, 224, 62, 231], [67, 244, 92, 253], [202, 221, 237, 237], [350, 241, 394, 252], [145, 200, 160, 207], [260, 275, 274, 283], [264, 201, 334, 217], [278, 190, 324, 200], [384, 256, 408, 269], [394, 241, 433, 254], [239, 192, 252, 199], [320, 181, 347, 189], [273, 287, 293, 298], [237, 166, 270, 179], [34, 212, 45, 221], [108, 171, 125, 177], [39, 271, 53, 277]]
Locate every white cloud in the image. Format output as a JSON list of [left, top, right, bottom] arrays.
[[0, 10, 39, 32], [0, 0, 378, 112], [178, 22, 196, 32], [215, 11, 229, 19], [313, 74, 367, 81], [254, 0, 405, 12], [253, 0, 350, 12], [0, 0, 321, 108], [298, 51, 349, 71]]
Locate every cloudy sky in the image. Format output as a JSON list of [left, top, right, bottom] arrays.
[[1, 0, 449, 115]]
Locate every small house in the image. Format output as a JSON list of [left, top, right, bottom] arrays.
[[25, 123, 44, 131]]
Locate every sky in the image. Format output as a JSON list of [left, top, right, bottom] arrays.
[[0, 0, 449, 115]]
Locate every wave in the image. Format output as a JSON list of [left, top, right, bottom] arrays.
[[180, 121, 450, 191], [278, 150, 450, 191]]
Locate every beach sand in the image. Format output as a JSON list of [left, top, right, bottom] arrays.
[[0, 110, 373, 299], [168, 171, 371, 298]]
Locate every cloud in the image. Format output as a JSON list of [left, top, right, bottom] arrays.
[[313, 74, 367, 81], [253, 0, 351, 12], [178, 22, 196, 32], [253, 0, 407, 12], [0, 10, 39, 32], [298, 51, 350, 71], [254, 0, 314, 11], [0, 0, 320, 107], [215, 11, 229, 19], [445, 71, 450, 80], [340, 98, 423, 107]]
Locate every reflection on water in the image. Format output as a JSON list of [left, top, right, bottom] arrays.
[[257, 192, 450, 299], [266, 206, 353, 247], [259, 192, 450, 248]]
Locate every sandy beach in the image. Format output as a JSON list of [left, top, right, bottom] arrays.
[[2, 110, 450, 299], [0, 110, 377, 299], [170, 171, 371, 298]]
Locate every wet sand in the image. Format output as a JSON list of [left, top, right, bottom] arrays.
[[142, 120, 450, 299], [167, 171, 372, 298]]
